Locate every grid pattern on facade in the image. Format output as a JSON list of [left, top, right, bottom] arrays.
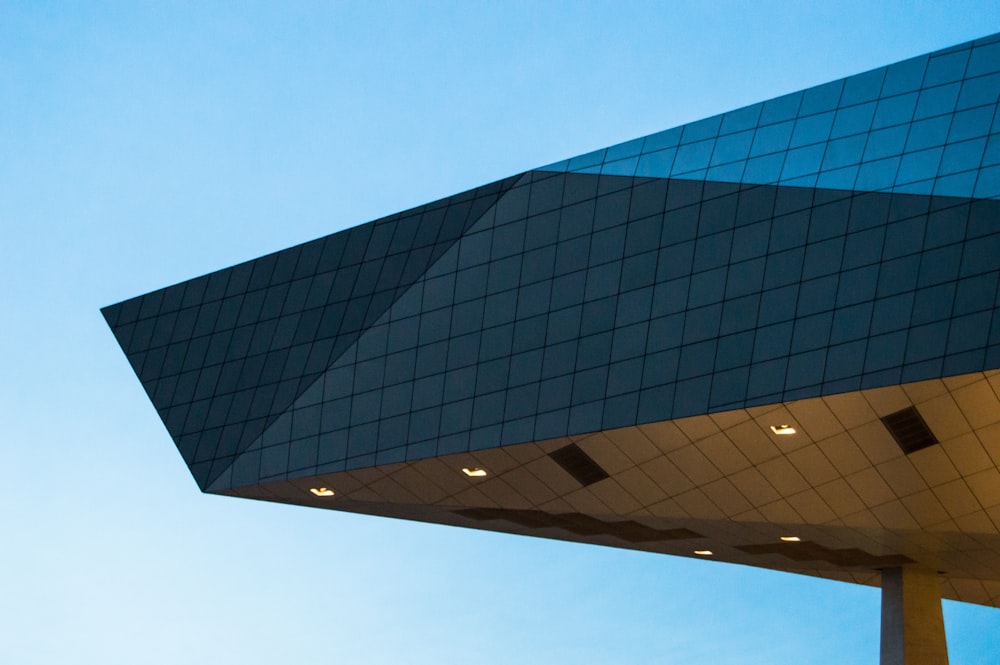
[[103, 33, 1000, 494], [102, 178, 519, 487], [543, 33, 1000, 201], [223, 175, 999, 488]]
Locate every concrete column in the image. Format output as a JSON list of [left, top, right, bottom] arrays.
[[880, 567, 949, 665]]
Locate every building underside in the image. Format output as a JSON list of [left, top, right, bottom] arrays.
[[222, 370, 1000, 608]]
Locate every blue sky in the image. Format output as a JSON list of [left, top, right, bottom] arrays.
[[3, 3, 1000, 663]]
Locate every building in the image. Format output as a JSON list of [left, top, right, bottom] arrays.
[[104, 33, 1000, 662]]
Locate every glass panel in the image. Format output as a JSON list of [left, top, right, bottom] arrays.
[[923, 49, 970, 86], [681, 115, 723, 143], [672, 139, 715, 173], [841, 67, 886, 106], [967, 41, 1000, 77], [939, 138, 988, 175], [789, 111, 835, 148], [760, 91, 803, 125], [914, 82, 961, 120], [863, 125, 909, 161], [948, 105, 995, 142], [871, 93, 918, 129], [710, 129, 754, 165], [881, 55, 928, 96], [822, 134, 867, 171], [956, 72, 1000, 110], [720, 102, 763, 134], [905, 115, 952, 152], [800, 80, 844, 116], [749, 120, 794, 156]]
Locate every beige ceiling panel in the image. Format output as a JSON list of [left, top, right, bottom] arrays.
[[787, 398, 843, 441], [815, 478, 867, 518], [758, 456, 811, 496], [953, 511, 999, 536], [850, 419, 903, 466], [953, 378, 1000, 429], [823, 391, 878, 429], [941, 432, 995, 476], [604, 426, 661, 465], [817, 431, 870, 476], [942, 373, 985, 391], [615, 466, 670, 507], [966, 468, 1000, 509], [978, 421, 1000, 466], [757, 498, 802, 524], [901, 490, 952, 528], [901, 378, 949, 404], [475, 476, 532, 509], [668, 444, 723, 486], [702, 478, 754, 516], [787, 445, 841, 486], [729, 467, 781, 506], [909, 445, 963, 487], [724, 418, 783, 464], [863, 385, 912, 416], [524, 455, 582, 496], [673, 487, 725, 519], [637, 419, 691, 453], [645, 497, 686, 519], [482, 444, 534, 469], [708, 408, 751, 430], [933, 479, 985, 519], [876, 456, 930, 498], [639, 455, 695, 497], [501, 466, 558, 506], [673, 414, 720, 442], [562, 486, 612, 515], [845, 467, 896, 508], [577, 432, 634, 475], [871, 500, 920, 530], [367, 475, 420, 504], [698, 431, 753, 475], [389, 466, 448, 504], [920, 393, 973, 439], [785, 488, 837, 524], [587, 478, 644, 514]]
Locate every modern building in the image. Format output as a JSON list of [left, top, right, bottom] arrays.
[[105, 33, 1000, 663]]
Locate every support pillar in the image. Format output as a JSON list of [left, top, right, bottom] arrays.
[[880, 567, 949, 665]]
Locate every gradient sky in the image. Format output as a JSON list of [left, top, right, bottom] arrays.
[[4, 3, 1000, 663]]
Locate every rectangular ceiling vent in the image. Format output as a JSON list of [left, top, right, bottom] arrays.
[[881, 406, 939, 455], [549, 443, 610, 486]]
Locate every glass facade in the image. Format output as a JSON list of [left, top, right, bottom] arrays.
[[104, 33, 1000, 494]]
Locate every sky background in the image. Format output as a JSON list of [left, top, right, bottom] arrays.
[[4, 2, 1000, 663]]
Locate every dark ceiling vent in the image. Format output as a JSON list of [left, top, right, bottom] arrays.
[[454, 508, 702, 542], [549, 443, 610, 486], [881, 406, 939, 455], [736, 541, 914, 568]]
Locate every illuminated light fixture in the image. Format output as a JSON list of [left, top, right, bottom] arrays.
[[693, 550, 714, 556], [780, 536, 802, 542], [309, 487, 335, 497], [462, 467, 488, 477], [770, 424, 797, 435]]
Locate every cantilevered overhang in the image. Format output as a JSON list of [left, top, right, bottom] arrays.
[[218, 372, 1000, 608], [103, 32, 1000, 620]]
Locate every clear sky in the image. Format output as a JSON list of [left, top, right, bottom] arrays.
[[3, 2, 1000, 663]]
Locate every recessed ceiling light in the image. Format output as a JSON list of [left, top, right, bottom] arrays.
[[462, 467, 488, 477], [770, 424, 797, 435], [309, 487, 335, 497], [693, 550, 714, 556], [780, 536, 801, 542]]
